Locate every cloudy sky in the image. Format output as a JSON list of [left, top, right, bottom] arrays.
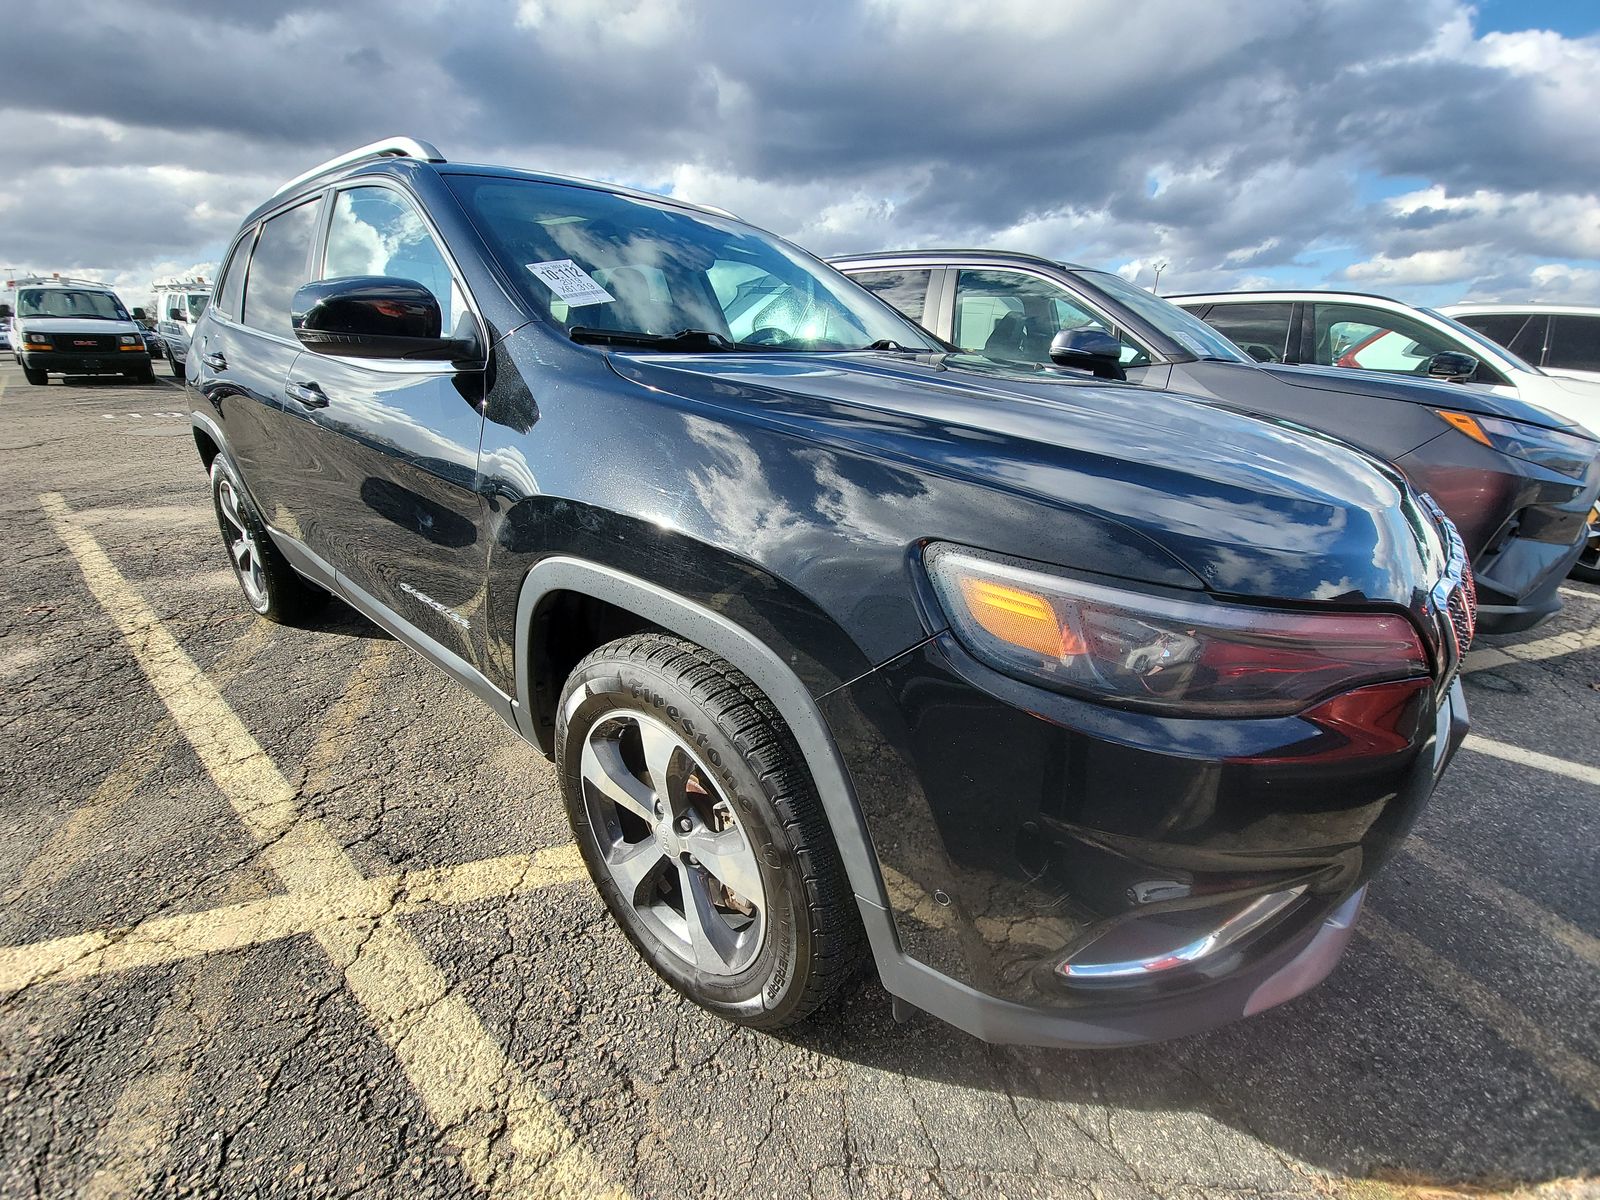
[[2, 0, 1598, 308]]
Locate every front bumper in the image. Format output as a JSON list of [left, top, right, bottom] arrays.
[[823, 633, 1468, 1047], [20, 349, 145, 376], [1399, 436, 1600, 635]]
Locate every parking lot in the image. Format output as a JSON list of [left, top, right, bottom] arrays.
[[0, 360, 1596, 1199]]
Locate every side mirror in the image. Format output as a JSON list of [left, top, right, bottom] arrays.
[[168, 308, 184, 322], [291, 276, 473, 361], [1049, 328, 1126, 380], [1425, 350, 1478, 382], [131, 307, 147, 321]]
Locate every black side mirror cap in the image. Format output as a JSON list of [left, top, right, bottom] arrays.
[[291, 276, 476, 362], [1049, 328, 1126, 380], [1425, 350, 1478, 382]]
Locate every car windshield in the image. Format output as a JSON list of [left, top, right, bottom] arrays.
[[448, 174, 942, 353], [1421, 307, 1542, 375], [1073, 270, 1252, 363], [17, 288, 128, 321]]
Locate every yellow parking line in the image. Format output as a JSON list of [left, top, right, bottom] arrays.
[[1359, 912, 1600, 1112], [1462, 734, 1600, 788], [1464, 626, 1600, 674], [39, 493, 626, 1200], [1405, 837, 1600, 969], [0, 846, 587, 995]]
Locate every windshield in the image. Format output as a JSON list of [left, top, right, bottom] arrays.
[[1074, 270, 1252, 362], [17, 288, 128, 321], [447, 174, 942, 352], [1421, 307, 1542, 375]]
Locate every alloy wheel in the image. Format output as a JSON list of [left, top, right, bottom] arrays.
[[215, 476, 268, 609], [579, 710, 766, 975]]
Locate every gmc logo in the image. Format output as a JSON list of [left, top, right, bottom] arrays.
[[73, 339, 95, 347]]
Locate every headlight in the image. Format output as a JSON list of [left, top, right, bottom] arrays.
[[119, 334, 140, 346], [925, 544, 1428, 717], [1436, 410, 1598, 479], [22, 332, 51, 347]]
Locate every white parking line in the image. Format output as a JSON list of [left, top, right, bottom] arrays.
[[1360, 912, 1600, 1112], [1405, 837, 1600, 969], [38, 492, 625, 1200], [1559, 586, 1595, 601], [1463, 734, 1600, 788], [1464, 626, 1600, 674]]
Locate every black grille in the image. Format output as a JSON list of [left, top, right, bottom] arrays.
[[58, 334, 116, 351], [1449, 561, 1478, 654]]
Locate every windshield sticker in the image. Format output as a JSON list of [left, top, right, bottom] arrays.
[[526, 260, 615, 307]]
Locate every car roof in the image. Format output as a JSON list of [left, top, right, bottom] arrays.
[[1169, 289, 1412, 306], [248, 153, 738, 229], [1443, 303, 1600, 317], [830, 248, 1090, 271]]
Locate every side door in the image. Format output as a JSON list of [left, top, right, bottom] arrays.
[[282, 181, 488, 666], [193, 198, 324, 528], [1306, 300, 1513, 390], [948, 268, 1153, 373]]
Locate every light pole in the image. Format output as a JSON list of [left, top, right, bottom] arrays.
[[1150, 260, 1169, 293]]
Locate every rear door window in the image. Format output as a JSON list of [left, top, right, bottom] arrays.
[[1454, 312, 1530, 352], [1195, 302, 1294, 363], [1547, 314, 1600, 372], [241, 199, 319, 338], [847, 269, 933, 326]]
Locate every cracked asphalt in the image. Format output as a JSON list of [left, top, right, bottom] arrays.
[[1, 359, 1597, 1199]]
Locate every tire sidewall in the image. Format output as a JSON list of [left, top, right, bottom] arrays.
[[558, 654, 815, 1027]]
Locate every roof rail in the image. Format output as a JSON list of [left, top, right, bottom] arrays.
[[5, 274, 112, 290], [277, 137, 445, 197]]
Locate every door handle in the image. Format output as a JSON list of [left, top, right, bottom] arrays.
[[201, 351, 227, 371], [285, 380, 329, 409]]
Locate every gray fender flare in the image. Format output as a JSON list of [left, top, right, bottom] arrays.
[[511, 555, 902, 964]]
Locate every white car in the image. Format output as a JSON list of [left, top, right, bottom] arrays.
[[1174, 290, 1600, 436], [1442, 304, 1600, 387]]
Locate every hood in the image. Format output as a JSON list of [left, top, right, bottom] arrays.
[[606, 349, 1445, 609], [1259, 361, 1588, 435], [16, 316, 139, 337], [1517, 373, 1600, 438]]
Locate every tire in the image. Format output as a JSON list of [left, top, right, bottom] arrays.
[[557, 633, 864, 1029], [208, 456, 324, 624], [127, 362, 156, 384], [1571, 547, 1600, 584], [23, 366, 47, 386], [170, 354, 186, 382]]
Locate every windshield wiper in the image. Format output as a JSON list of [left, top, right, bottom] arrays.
[[863, 338, 919, 352], [569, 327, 736, 352]]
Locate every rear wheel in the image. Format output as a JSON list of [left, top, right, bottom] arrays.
[[1571, 544, 1600, 584], [557, 633, 864, 1029], [22, 366, 47, 386], [209, 456, 324, 624]]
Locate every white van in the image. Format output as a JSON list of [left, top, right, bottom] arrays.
[[152, 279, 211, 379], [10, 275, 153, 385]]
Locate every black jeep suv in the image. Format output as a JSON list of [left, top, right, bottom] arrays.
[[186, 138, 1472, 1047]]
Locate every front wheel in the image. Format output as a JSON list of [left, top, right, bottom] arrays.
[[23, 366, 47, 386], [169, 354, 186, 382], [557, 633, 864, 1029], [1572, 543, 1600, 584], [208, 456, 324, 624]]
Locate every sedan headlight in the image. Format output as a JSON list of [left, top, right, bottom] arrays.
[[1436, 410, 1598, 479], [925, 544, 1428, 717]]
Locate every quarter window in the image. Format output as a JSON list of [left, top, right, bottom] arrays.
[[323, 187, 466, 337], [1197, 302, 1294, 363], [213, 229, 254, 321], [241, 200, 318, 337], [1546, 315, 1600, 373], [1454, 312, 1530, 351], [847, 269, 933, 325]]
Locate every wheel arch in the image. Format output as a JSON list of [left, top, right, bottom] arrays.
[[512, 555, 898, 948]]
